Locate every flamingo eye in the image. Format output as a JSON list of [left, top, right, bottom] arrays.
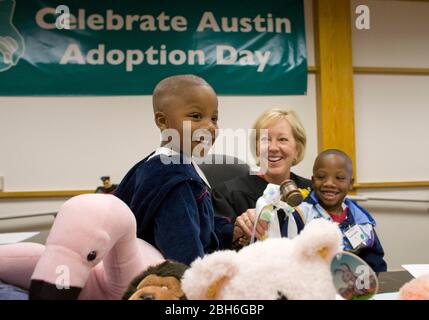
[[87, 251, 97, 261]]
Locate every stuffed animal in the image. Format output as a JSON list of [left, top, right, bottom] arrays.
[[123, 219, 344, 300], [399, 275, 429, 300], [0, 195, 371, 300], [0, 194, 165, 299], [181, 218, 343, 300], [122, 260, 189, 300]]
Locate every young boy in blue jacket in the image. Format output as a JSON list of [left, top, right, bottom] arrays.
[[114, 74, 220, 265], [283, 149, 387, 273]]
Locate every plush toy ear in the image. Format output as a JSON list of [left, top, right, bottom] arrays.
[[181, 250, 237, 300], [294, 219, 343, 262]]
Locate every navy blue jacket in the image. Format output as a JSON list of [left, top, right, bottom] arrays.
[[115, 152, 219, 265]]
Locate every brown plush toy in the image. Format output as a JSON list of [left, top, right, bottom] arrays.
[[122, 261, 189, 300]]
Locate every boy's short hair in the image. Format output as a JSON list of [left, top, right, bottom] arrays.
[[250, 108, 307, 165], [314, 149, 353, 177], [152, 74, 213, 112]]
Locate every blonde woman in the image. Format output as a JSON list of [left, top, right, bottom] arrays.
[[213, 108, 311, 248]]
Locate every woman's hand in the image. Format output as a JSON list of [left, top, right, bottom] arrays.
[[233, 209, 269, 244]]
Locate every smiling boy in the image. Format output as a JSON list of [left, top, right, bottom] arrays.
[[284, 149, 387, 272], [114, 74, 220, 265]]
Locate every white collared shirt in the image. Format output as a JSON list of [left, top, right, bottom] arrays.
[[148, 147, 211, 188]]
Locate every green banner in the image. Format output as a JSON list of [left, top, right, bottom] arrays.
[[0, 0, 307, 95]]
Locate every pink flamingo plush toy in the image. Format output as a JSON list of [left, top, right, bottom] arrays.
[[0, 194, 164, 299]]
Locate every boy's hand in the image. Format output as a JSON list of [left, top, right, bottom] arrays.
[[232, 225, 247, 248]]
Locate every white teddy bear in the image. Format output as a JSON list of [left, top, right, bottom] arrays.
[[182, 219, 344, 300]]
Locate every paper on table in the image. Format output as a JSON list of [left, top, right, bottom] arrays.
[[402, 264, 429, 278], [0, 232, 39, 245]]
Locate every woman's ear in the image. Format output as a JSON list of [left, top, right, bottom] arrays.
[[154, 111, 168, 130]]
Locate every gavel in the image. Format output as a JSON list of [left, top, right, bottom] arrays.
[[279, 180, 303, 207]]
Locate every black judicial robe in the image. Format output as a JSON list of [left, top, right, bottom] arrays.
[[212, 173, 311, 248], [115, 152, 219, 265]]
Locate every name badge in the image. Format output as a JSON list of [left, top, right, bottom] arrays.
[[344, 225, 367, 249]]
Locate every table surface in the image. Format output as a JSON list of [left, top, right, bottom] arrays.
[[377, 271, 414, 293]]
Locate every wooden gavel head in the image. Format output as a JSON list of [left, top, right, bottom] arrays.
[[279, 179, 303, 207]]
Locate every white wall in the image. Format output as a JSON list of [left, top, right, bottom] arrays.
[[352, 0, 429, 182], [351, 0, 429, 270], [354, 74, 429, 183]]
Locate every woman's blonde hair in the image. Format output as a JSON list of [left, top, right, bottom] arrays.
[[250, 108, 307, 166]]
